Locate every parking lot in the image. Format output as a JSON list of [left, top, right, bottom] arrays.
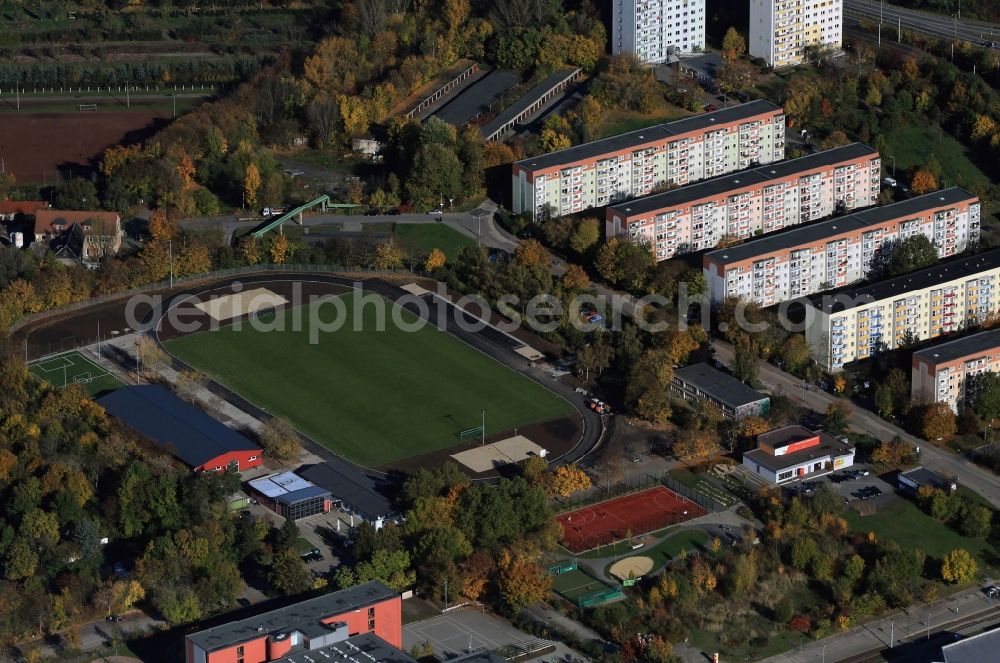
[[404, 609, 586, 663], [784, 465, 900, 510]]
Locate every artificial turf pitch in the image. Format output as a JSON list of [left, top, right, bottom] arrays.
[[163, 292, 572, 467], [28, 350, 124, 397]]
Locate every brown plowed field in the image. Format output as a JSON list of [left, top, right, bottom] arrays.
[[0, 111, 170, 183]]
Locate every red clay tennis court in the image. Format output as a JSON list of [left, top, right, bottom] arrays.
[[556, 486, 708, 553]]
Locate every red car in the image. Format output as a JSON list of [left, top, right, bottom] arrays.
[[703, 104, 718, 112]]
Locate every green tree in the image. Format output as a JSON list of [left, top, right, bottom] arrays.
[[270, 548, 311, 595], [569, 218, 601, 254], [959, 504, 993, 538], [885, 235, 938, 277], [973, 372, 1000, 421], [824, 399, 852, 435], [407, 143, 463, 211], [790, 536, 818, 571], [56, 178, 99, 210]]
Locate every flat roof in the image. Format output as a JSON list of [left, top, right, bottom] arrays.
[[942, 624, 1000, 663], [899, 466, 950, 486], [98, 385, 260, 468], [678, 52, 723, 78], [745, 426, 853, 472], [434, 69, 521, 127], [610, 143, 877, 218], [706, 187, 976, 266], [913, 327, 1000, 365], [275, 633, 418, 663], [515, 99, 782, 172], [480, 67, 580, 138], [299, 463, 394, 520], [248, 471, 331, 506], [186, 582, 397, 652], [673, 363, 768, 409], [811, 248, 1000, 314]]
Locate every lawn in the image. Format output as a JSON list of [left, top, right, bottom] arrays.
[[600, 529, 709, 577], [394, 224, 476, 259], [883, 124, 990, 190], [28, 350, 124, 397], [843, 495, 998, 571], [164, 292, 572, 467], [598, 104, 689, 139]]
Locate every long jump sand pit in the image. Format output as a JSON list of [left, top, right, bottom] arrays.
[[451, 435, 544, 473], [609, 556, 654, 580], [194, 287, 289, 321]]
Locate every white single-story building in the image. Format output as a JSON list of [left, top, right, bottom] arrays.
[[743, 425, 855, 484]]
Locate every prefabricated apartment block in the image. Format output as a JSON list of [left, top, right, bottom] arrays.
[[511, 100, 785, 220], [605, 142, 880, 261], [911, 328, 1000, 412], [703, 188, 981, 307], [806, 249, 1000, 371]]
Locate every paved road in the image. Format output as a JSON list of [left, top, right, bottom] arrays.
[[712, 339, 1000, 508], [844, 0, 1000, 44]]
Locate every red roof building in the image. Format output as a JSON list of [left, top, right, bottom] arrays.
[[184, 582, 402, 663], [0, 200, 46, 221]]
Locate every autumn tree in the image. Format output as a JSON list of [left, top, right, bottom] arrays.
[[721, 27, 747, 59], [374, 238, 407, 270], [497, 547, 551, 612], [941, 548, 977, 584], [515, 238, 551, 275], [423, 248, 447, 272], [136, 336, 169, 378], [522, 455, 548, 485], [547, 464, 591, 497], [148, 208, 178, 241], [562, 263, 590, 292], [239, 236, 262, 265], [673, 429, 721, 463], [871, 437, 915, 467], [910, 168, 938, 195], [243, 163, 262, 209], [259, 417, 301, 461], [921, 402, 957, 440], [269, 234, 291, 265]]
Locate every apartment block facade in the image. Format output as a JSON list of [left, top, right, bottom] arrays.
[[704, 188, 981, 307], [912, 329, 1000, 412], [605, 143, 880, 262], [612, 0, 706, 64], [511, 100, 785, 220], [750, 0, 843, 68], [806, 250, 1000, 371]]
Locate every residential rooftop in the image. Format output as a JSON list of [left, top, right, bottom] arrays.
[[98, 385, 260, 468], [186, 582, 397, 652], [515, 99, 782, 172], [706, 187, 977, 266], [673, 363, 768, 410], [912, 328, 1000, 365], [434, 69, 521, 127], [745, 426, 853, 472], [479, 67, 580, 139], [608, 142, 877, 218], [810, 248, 1000, 314]]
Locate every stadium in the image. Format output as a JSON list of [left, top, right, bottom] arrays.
[[155, 275, 588, 475]]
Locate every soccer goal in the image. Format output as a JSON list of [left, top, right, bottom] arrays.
[[79, 103, 97, 112]]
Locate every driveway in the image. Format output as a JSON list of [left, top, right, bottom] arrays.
[[712, 339, 1000, 508]]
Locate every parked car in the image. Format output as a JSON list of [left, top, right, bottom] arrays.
[[703, 104, 718, 112], [427, 208, 443, 216], [106, 614, 123, 623], [261, 207, 286, 217]]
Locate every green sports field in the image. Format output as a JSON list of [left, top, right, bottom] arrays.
[[163, 292, 573, 467], [28, 350, 125, 397]]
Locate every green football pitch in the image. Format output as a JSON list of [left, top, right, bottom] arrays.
[[163, 292, 573, 467], [28, 350, 124, 397]]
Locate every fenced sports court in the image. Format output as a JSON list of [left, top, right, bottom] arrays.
[[548, 561, 623, 607], [556, 485, 708, 553], [28, 350, 124, 397]]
